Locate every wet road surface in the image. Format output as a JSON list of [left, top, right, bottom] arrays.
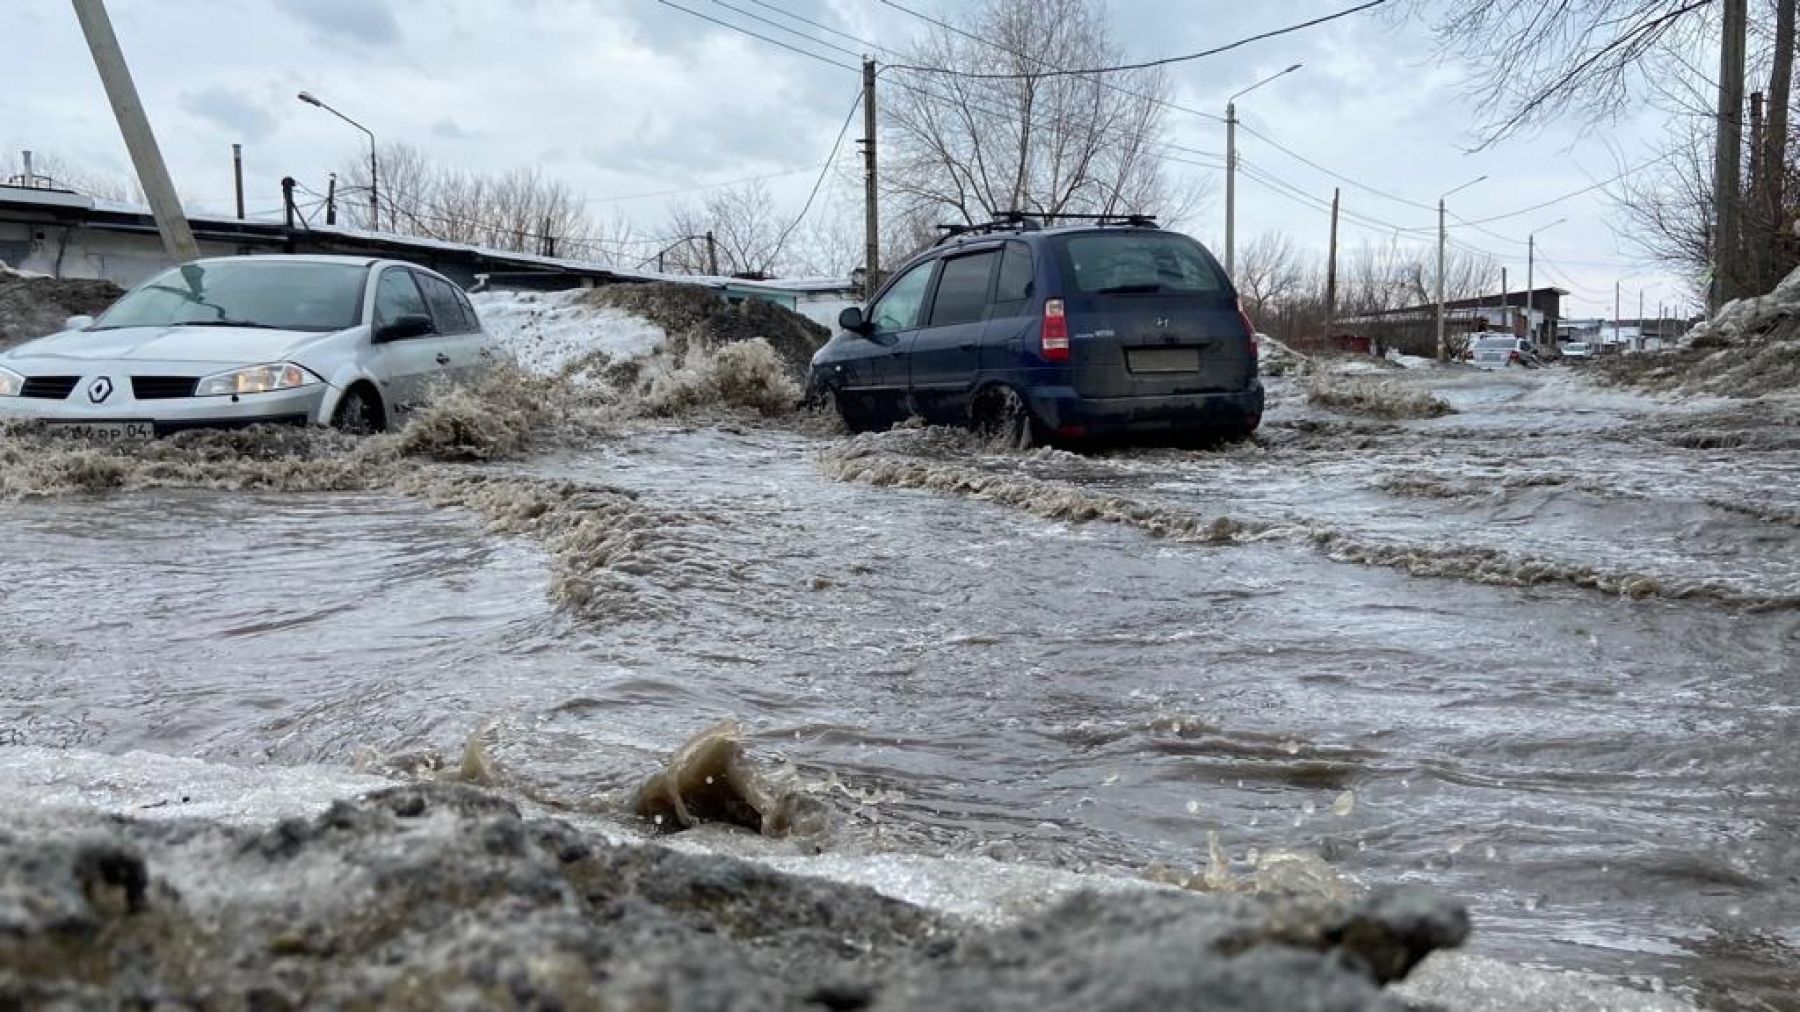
[[2, 367, 1796, 1008]]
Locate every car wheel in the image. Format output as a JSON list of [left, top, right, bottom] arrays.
[[972, 385, 1039, 450], [331, 385, 385, 434], [831, 388, 877, 433]]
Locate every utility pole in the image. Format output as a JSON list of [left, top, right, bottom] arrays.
[[1615, 279, 1622, 349], [1226, 100, 1238, 281], [1713, 0, 1748, 308], [1527, 236, 1535, 343], [706, 230, 719, 276], [1501, 266, 1509, 335], [861, 56, 881, 291], [325, 172, 337, 225], [1436, 197, 1447, 359], [1325, 187, 1339, 337], [232, 143, 244, 220], [70, 0, 198, 262]]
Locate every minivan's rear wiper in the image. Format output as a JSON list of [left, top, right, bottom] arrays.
[[1094, 283, 1165, 294]]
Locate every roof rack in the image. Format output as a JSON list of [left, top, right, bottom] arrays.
[[931, 211, 1158, 246]]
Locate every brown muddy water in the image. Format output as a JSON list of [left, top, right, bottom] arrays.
[[2, 368, 1798, 1009]]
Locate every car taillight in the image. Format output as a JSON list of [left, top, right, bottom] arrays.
[[1509, 350, 1521, 363], [1237, 300, 1256, 338], [1041, 298, 1070, 362]]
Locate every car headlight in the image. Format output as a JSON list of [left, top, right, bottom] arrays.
[[0, 365, 21, 398], [194, 362, 320, 397]]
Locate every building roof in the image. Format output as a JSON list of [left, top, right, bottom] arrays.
[[0, 185, 856, 295]]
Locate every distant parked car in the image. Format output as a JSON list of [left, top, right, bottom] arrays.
[[1466, 334, 1541, 369], [808, 217, 1263, 444], [1559, 341, 1594, 359], [0, 255, 501, 439]]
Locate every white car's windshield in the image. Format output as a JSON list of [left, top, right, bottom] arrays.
[[92, 261, 368, 333], [1475, 337, 1518, 349]]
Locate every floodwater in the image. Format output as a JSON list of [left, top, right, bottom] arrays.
[[2, 367, 1797, 1009]]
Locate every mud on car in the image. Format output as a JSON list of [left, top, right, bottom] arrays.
[[809, 216, 1264, 444]]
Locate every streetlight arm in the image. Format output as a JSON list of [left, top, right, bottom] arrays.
[[1439, 174, 1488, 201], [1228, 63, 1304, 105]]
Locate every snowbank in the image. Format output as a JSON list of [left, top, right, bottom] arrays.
[[1593, 265, 1800, 397], [471, 289, 666, 376]]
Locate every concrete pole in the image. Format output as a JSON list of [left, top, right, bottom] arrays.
[[1435, 198, 1447, 360], [1325, 187, 1339, 337], [1225, 100, 1237, 282], [71, 0, 199, 262], [1526, 235, 1534, 343], [1713, 0, 1748, 308], [862, 57, 881, 291], [232, 143, 244, 220]]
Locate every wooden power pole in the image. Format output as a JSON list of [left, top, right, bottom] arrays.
[[1325, 187, 1339, 337], [71, 0, 198, 263], [861, 57, 881, 292], [1714, 0, 1748, 308]]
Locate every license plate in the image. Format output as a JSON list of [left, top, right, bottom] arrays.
[[1127, 347, 1200, 373], [46, 421, 156, 441]]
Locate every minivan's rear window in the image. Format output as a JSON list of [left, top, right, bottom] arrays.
[[1057, 233, 1226, 295]]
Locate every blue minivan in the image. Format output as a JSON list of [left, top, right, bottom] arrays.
[[809, 217, 1263, 444]]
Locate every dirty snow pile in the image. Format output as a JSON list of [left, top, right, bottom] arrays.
[[0, 269, 124, 350], [470, 289, 667, 376], [1593, 265, 1800, 397]]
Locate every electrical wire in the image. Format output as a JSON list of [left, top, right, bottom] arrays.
[[770, 88, 864, 266], [654, 0, 860, 72], [878, 0, 1388, 79]]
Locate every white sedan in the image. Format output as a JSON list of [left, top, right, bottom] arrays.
[[0, 255, 501, 439]]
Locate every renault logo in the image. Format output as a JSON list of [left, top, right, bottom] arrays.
[[1155, 317, 1170, 328], [88, 377, 113, 403]]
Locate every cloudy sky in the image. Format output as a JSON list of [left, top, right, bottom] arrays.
[[4, 0, 1694, 317]]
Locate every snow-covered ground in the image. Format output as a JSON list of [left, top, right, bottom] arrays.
[[471, 289, 666, 376]]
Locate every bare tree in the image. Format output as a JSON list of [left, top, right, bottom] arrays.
[[334, 142, 597, 257], [883, 0, 1203, 235], [1235, 231, 1307, 322], [1415, 0, 1718, 148], [657, 180, 787, 276]]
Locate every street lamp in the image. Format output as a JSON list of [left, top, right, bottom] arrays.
[[1524, 217, 1566, 345], [1225, 63, 1303, 281], [297, 91, 378, 231], [1436, 174, 1487, 361]]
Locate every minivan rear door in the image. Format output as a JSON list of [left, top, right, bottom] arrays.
[[908, 245, 999, 423], [1051, 231, 1254, 397]]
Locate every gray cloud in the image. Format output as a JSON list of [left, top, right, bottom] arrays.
[[179, 86, 277, 142], [432, 118, 473, 141], [271, 0, 401, 47]]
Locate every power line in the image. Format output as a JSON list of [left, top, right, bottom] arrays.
[[771, 87, 864, 264], [654, 0, 860, 72], [701, 0, 865, 60], [879, 0, 1389, 80], [1449, 150, 1683, 226]]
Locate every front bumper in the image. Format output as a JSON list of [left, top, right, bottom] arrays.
[[1024, 382, 1265, 436], [0, 383, 332, 435]]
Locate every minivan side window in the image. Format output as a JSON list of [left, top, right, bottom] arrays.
[[928, 250, 999, 327], [870, 260, 935, 332], [992, 241, 1035, 315]]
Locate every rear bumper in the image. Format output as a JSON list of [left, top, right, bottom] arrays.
[[1024, 382, 1264, 436]]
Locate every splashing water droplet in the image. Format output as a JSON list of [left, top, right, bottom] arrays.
[[1331, 790, 1356, 817], [1186, 799, 1201, 815]]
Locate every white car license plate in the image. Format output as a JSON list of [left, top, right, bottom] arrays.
[[47, 421, 156, 441]]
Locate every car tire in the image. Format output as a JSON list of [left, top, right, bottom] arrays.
[[831, 387, 877, 434], [972, 385, 1039, 450], [331, 385, 386, 434]]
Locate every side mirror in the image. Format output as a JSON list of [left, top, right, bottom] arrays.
[[64, 314, 94, 331], [374, 313, 434, 343], [838, 305, 871, 334]]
